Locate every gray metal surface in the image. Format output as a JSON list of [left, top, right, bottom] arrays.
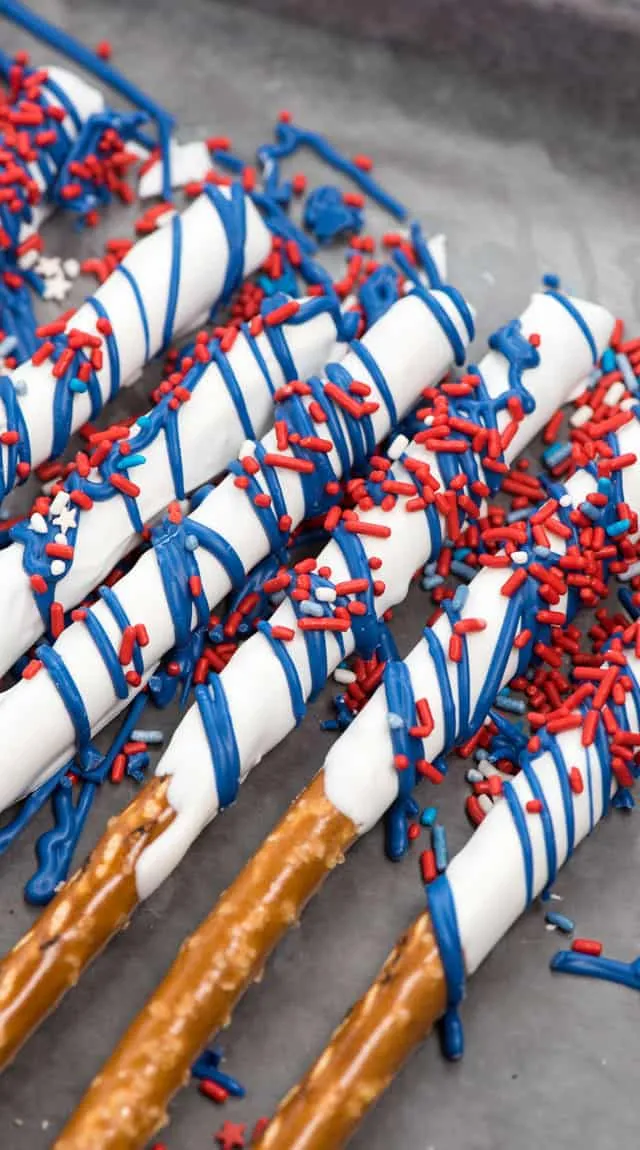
[[0, 2, 638, 1147]]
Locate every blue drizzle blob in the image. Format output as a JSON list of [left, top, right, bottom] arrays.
[[550, 950, 640, 993], [426, 874, 466, 1060]]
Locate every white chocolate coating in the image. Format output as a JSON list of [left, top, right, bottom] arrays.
[[448, 646, 640, 975], [0, 287, 471, 813], [130, 292, 614, 899], [19, 65, 106, 238], [0, 187, 271, 492], [0, 299, 346, 674]]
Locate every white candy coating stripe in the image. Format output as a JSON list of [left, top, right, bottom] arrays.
[[0, 185, 271, 495], [0, 286, 472, 812], [0, 296, 346, 675], [126, 291, 614, 899]]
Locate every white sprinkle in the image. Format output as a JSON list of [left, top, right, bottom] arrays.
[[621, 396, 637, 411], [50, 559, 66, 576], [333, 668, 356, 685], [559, 493, 572, 507], [18, 248, 39, 271], [54, 531, 67, 545], [50, 490, 70, 515], [465, 767, 484, 783], [387, 433, 409, 461], [511, 550, 528, 565], [41, 1120, 50, 1130], [29, 513, 48, 534], [63, 257, 80, 279], [477, 794, 494, 815], [604, 381, 625, 407], [620, 559, 640, 582], [13, 1118, 23, 1127], [570, 405, 592, 428], [315, 585, 336, 603]]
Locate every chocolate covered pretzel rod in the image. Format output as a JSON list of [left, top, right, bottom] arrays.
[[253, 621, 640, 1149], [0, 179, 271, 502], [0, 287, 354, 675], [0, 282, 474, 814], [28, 290, 613, 1149]]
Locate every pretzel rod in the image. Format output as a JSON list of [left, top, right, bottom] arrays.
[[0, 287, 353, 676], [0, 179, 271, 502], [42, 293, 613, 1148], [255, 629, 640, 1150], [0, 283, 474, 814]]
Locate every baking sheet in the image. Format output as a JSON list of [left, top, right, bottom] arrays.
[[0, 2, 639, 1147]]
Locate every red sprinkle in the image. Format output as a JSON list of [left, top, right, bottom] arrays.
[[571, 938, 603, 957], [526, 799, 543, 814]]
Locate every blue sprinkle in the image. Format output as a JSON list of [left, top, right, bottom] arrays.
[[587, 366, 602, 388], [320, 719, 339, 731], [450, 560, 476, 581], [116, 452, 146, 471], [533, 544, 551, 558], [300, 599, 324, 617], [617, 353, 638, 393], [432, 824, 448, 872], [606, 519, 630, 538], [542, 442, 572, 467], [545, 911, 575, 934], [601, 348, 617, 373], [496, 693, 527, 715], [137, 413, 152, 428], [507, 506, 535, 523], [579, 501, 600, 522], [452, 584, 469, 612], [421, 574, 444, 591], [453, 547, 471, 561], [543, 273, 560, 289], [185, 534, 199, 552], [420, 806, 437, 827], [69, 377, 88, 393]]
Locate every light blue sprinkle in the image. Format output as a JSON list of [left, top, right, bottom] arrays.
[[422, 561, 436, 576], [450, 560, 475, 580], [587, 366, 602, 388], [545, 911, 575, 934], [452, 584, 469, 611], [421, 574, 443, 591], [13, 379, 27, 396], [69, 377, 88, 393], [579, 501, 600, 521], [270, 590, 286, 606], [474, 749, 494, 763], [543, 442, 572, 467], [137, 413, 152, 427], [0, 335, 17, 356], [387, 711, 405, 731], [185, 534, 199, 551], [597, 476, 613, 497], [116, 453, 146, 471], [432, 824, 448, 872], [617, 353, 638, 393], [300, 599, 324, 617], [606, 518, 630, 538], [131, 728, 164, 745], [453, 547, 471, 561], [496, 693, 527, 715], [420, 806, 437, 827], [507, 507, 534, 524]]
